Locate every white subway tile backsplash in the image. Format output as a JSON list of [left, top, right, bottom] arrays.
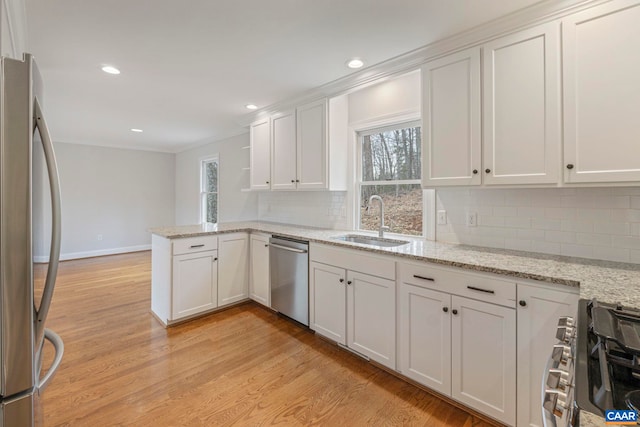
[[561, 243, 594, 259], [436, 187, 640, 264], [612, 235, 640, 250], [576, 208, 612, 222], [576, 233, 612, 247], [258, 191, 348, 229], [545, 230, 576, 244], [593, 222, 630, 236], [561, 219, 593, 233], [593, 246, 630, 263], [504, 217, 531, 228], [532, 218, 562, 231]]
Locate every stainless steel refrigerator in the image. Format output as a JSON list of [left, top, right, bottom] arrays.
[[0, 54, 64, 426]]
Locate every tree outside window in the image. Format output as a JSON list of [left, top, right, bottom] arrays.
[[201, 158, 218, 223], [358, 123, 423, 236]]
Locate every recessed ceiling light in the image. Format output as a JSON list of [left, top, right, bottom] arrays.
[[130, 128, 143, 133], [101, 65, 121, 75], [245, 104, 258, 110], [347, 58, 364, 69]]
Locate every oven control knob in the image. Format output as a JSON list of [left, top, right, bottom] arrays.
[[544, 390, 568, 418], [551, 344, 572, 365], [555, 326, 575, 343], [547, 369, 572, 390], [557, 316, 575, 328]]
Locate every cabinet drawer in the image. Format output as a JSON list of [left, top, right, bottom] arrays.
[[399, 262, 516, 308], [172, 235, 218, 255]]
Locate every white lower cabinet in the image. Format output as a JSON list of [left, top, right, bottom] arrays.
[[398, 261, 516, 426], [218, 232, 249, 307], [249, 233, 270, 307], [451, 295, 516, 426], [172, 250, 218, 320], [399, 284, 451, 395], [516, 283, 578, 427], [310, 244, 396, 369]]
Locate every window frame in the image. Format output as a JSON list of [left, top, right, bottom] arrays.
[[354, 120, 433, 239], [200, 156, 219, 224]]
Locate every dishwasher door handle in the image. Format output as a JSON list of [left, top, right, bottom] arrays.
[[270, 243, 308, 254]]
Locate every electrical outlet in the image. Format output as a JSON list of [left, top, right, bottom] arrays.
[[437, 210, 447, 225], [97, 234, 103, 241], [467, 212, 477, 227]]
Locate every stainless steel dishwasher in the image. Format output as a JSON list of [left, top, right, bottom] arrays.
[[269, 235, 309, 326]]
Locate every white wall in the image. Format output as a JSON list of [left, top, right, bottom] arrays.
[[175, 133, 258, 225], [437, 187, 640, 264], [35, 142, 175, 260], [0, 0, 27, 59]]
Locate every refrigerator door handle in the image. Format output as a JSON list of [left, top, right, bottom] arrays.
[[38, 328, 64, 391], [33, 96, 62, 347]]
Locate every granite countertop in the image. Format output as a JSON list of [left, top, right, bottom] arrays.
[[149, 221, 640, 307]]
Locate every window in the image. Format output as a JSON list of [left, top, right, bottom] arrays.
[[357, 122, 423, 236], [200, 157, 218, 223]]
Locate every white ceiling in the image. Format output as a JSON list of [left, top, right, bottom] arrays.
[[25, 0, 543, 153]]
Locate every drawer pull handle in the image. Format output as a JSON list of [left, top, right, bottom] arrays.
[[467, 285, 495, 294], [189, 244, 205, 248], [413, 275, 435, 282]]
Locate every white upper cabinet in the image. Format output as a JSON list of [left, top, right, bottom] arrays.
[[483, 22, 561, 185], [249, 118, 271, 190], [296, 99, 328, 190], [563, 0, 640, 183], [422, 47, 481, 187], [271, 110, 297, 190]]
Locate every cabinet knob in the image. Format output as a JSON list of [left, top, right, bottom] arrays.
[[452, 309, 458, 315], [339, 278, 344, 283], [519, 300, 527, 307], [264, 244, 269, 247], [347, 280, 352, 285], [296, 179, 300, 183], [485, 169, 491, 174], [566, 164, 574, 170], [291, 179, 295, 183], [213, 257, 218, 261], [442, 307, 449, 313], [472, 169, 478, 174], [266, 181, 269, 184]]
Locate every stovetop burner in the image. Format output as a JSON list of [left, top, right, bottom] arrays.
[[626, 390, 640, 412]]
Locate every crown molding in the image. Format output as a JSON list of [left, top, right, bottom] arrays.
[[237, 0, 610, 128]]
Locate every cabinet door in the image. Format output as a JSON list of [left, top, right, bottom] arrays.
[[347, 271, 396, 369], [296, 99, 328, 190], [218, 233, 249, 307], [310, 262, 346, 344], [483, 22, 560, 185], [399, 284, 451, 396], [451, 296, 516, 426], [271, 110, 297, 190], [563, 1, 640, 183], [517, 284, 578, 427], [172, 250, 218, 320], [249, 234, 270, 307], [422, 47, 481, 187], [250, 118, 271, 190]]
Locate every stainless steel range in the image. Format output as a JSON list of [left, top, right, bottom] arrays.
[[543, 299, 640, 426]]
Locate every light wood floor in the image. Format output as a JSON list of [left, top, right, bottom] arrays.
[[39, 251, 494, 426]]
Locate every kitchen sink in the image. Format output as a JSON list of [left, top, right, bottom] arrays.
[[332, 234, 410, 248]]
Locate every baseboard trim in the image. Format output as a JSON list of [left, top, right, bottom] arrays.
[[34, 244, 151, 263]]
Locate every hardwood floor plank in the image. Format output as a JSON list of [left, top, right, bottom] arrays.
[[38, 251, 497, 426]]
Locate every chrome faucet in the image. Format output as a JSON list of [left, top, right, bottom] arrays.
[[367, 195, 390, 238]]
